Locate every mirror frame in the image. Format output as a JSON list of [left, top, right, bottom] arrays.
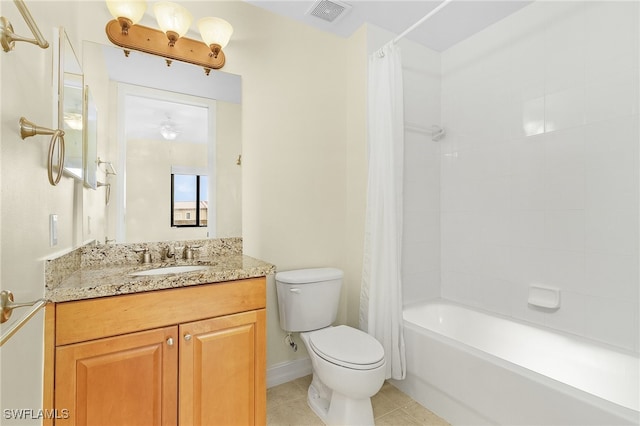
[[56, 27, 84, 182]]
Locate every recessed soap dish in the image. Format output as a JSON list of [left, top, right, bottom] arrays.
[[528, 285, 561, 309]]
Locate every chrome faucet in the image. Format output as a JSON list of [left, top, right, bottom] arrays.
[[164, 246, 176, 261]]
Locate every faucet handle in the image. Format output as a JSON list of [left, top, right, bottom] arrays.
[[183, 245, 200, 260], [133, 247, 152, 264]]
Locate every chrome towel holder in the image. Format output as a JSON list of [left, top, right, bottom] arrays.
[[19, 117, 65, 186], [97, 181, 111, 205], [0, 290, 47, 347], [97, 157, 117, 175], [0, 0, 49, 53]]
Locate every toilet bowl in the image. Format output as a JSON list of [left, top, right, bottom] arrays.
[[300, 326, 386, 425], [275, 268, 386, 425]]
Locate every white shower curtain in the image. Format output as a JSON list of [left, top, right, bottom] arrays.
[[360, 42, 406, 380]]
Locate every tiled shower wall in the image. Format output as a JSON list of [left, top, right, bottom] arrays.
[[439, 1, 639, 351], [401, 41, 442, 304]]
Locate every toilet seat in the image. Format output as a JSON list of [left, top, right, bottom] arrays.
[[309, 325, 385, 370]]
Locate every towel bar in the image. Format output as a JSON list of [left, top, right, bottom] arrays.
[[0, 290, 48, 347]]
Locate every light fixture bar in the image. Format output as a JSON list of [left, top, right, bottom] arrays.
[[105, 19, 225, 73]]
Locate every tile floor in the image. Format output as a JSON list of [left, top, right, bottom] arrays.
[[267, 375, 450, 426]]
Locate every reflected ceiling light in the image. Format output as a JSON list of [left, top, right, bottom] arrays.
[[159, 118, 179, 140], [105, 0, 233, 74], [64, 112, 83, 131]]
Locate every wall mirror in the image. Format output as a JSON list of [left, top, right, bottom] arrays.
[[82, 41, 242, 244], [57, 28, 84, 180]]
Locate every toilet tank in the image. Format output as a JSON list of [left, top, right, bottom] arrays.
[[275, 268, 343, 332]]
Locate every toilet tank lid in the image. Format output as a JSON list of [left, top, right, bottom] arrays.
[[275, 268, 343, 284]]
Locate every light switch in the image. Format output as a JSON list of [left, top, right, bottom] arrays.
[[50, 214, 58, 247]]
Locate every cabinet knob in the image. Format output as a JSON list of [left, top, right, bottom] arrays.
[[166, 337, 174, 346], [184, 333, 192, 341]]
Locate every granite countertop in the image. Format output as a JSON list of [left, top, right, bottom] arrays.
[[46, 254, 275, 303]]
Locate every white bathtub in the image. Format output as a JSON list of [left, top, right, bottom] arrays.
[[390, 300, 639, 425]]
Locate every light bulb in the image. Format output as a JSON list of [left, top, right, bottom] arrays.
[[154, 2, 193, 47], [106, 0, 147, 34], [198, 17, 233, 58]]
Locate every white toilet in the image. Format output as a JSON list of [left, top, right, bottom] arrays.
[[275, 268, 386, 425]]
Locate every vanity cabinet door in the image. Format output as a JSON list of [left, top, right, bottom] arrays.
[[179, 309, 266, 426], [55, 326, 178, 426]]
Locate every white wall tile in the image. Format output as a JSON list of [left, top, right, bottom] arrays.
[[584, 116, 639, 172], [543, 127, 585, 175], [437, 0, 638, 351], [401, 39, 442, 305], [477, 211, 511, 246], [510, 135, 546, 175], [585, 209, 639, 255], [543, 2, 586, 94], [585, 68, 639, 124], [545, 87, 586, 132], [544, 211, 585, 252], [584, 252, 639, 300], [542, 291, 588, 336], [584, 1, 639, 72], [584, 296, 639, 349], [542, 250, 586, 294], [522, 96, 545, 136], [510, 174, 547, 211], [509, 211, 546, 248], [585, 167, 639, 212], [545, 172, 585, 211]]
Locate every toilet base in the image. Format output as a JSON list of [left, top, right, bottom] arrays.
[[307, 381, 331, 422], [307, 379, 375, 426]]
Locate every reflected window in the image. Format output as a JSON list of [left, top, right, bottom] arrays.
[[171, 174, 208, 227]]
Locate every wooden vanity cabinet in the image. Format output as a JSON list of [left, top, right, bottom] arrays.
[[179, 310, 263, 425], [55, 326, 178, 426], [46, 278, 266, 426]]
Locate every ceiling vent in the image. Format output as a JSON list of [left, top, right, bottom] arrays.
[[306, 0, 352, 23]]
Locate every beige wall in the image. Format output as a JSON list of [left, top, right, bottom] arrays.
[[0, 2, 85, 420], [126, 138, 208, 243], [1, 0, 367, 416]]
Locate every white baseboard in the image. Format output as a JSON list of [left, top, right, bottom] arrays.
[[267, 358, 313, 389]]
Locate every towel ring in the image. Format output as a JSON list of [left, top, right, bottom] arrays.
[[19, 117, 65, 186]]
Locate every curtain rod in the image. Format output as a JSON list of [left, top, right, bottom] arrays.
[[393, 0, 454, 44]]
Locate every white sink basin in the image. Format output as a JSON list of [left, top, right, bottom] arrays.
[[130, 265, 211, 276]]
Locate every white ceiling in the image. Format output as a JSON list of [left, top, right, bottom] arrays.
[[244, 0, 533, 52], [125, 95, 209, 144]]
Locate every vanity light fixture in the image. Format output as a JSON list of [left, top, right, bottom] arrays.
[[105, 0, 233, 74]]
